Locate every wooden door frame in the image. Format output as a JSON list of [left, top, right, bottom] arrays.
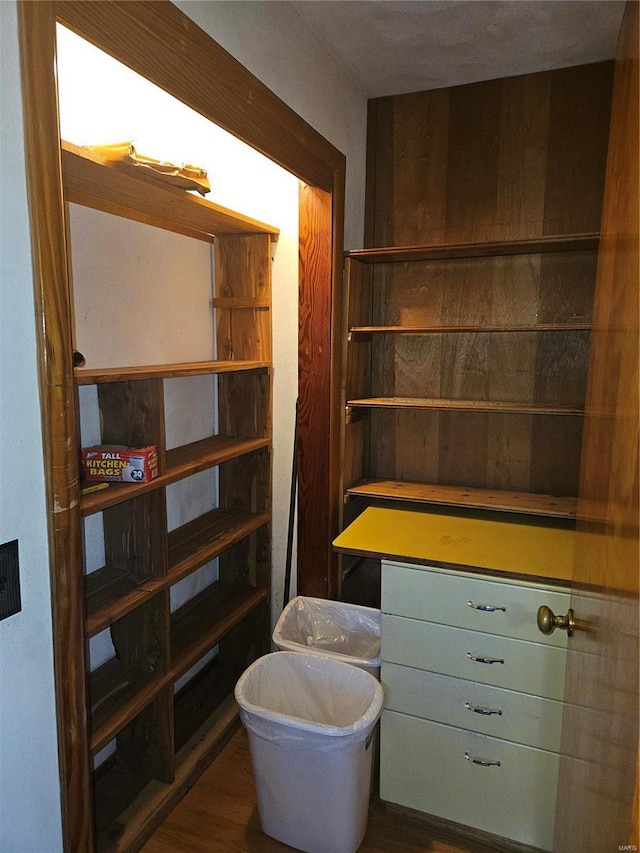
[[555, 2, 639, 848], [17, 2, 344, 849]]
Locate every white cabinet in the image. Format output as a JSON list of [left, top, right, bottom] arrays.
[[379, 560, 571, 850]]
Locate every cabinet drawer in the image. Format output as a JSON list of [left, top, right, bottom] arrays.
[[382, 662, 564, 752], [380, 710, 558, 851], [382, 614, 566, 699], [382, 561, 570, 647]]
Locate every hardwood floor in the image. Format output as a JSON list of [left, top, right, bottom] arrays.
[[142, 726, 534, 853]]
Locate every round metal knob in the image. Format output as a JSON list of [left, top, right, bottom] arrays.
[[537, 604, 575, 636]]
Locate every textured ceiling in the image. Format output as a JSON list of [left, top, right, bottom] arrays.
[[292, 0, 625, 97]]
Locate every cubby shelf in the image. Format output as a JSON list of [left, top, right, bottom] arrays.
[[81, 436, 270, 516], [89, 582, 267, 754], [94, 685, 239, 853], [90, 659, 162, 754], [86, 509, 270, 636], [171, 582, 267, 678]]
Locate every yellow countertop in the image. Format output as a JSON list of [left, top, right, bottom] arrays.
[[333, 505, 574, 584]]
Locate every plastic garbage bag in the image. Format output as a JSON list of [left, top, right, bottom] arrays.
[[234, 651, 384, 750], [273, 596, 381, 673]]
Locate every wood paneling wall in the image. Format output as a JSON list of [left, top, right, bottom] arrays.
[[366, 62, 613, 248]]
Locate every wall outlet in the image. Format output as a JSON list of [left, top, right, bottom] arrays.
[[0, 540, 21, 621]]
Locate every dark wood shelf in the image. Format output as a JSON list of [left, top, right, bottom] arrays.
[[171, 582, 268, 681], [81, 435, 270, 516], [168, 508, 269, 584], [93, 694, 239, 853], [90, 658, 163, 754], [346, 479, 577, 519], [85, 509, 269, 637], [85, 566, 157, 638], [89, 580, 264, 753], [345, 233, 599, 264], [349, 323, 591, 339], [75, 360, 270, 385], [346, 397, 584, 416]]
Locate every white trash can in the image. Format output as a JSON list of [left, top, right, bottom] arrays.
[[235, 651, 384, 853], [273, 596, 381, 676]]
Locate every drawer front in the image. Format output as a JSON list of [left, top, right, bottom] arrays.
[[380, 710, 558, 851], [382, 561, 571, 647], [382, 661, 564, 752], [382, 614, 567, 700]]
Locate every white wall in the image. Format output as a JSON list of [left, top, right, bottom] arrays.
[[0, 2, 367, 848], [174, 0, 368, 249], [0, 4, 64, 851]]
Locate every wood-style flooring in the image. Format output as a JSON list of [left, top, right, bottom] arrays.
[[142, 727, 531, 853]]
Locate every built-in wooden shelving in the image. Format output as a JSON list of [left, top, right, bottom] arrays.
[[339, 233, 598, 529], [63, 136, 275, 850]]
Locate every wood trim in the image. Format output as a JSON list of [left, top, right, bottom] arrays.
[[16, 4, 93, 851], [19, 1, 346, 847], [298, 181, 339, 598], [55, 0, 343, 191]]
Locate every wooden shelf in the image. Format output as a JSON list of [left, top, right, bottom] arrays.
[[81, 435, 270, 516], [90, 659, 162, 754], [346, 479, 577, 519], [85, 566, 156, 638], [171, 582, 268, 680], [93, 693, 239, 853], [89, 580, 264, 753], [349, 323, 591, 339], [62, 141, 278, 243], [346, 397, 584, 416], [85, 509, 269, 636], [168, 509, 269, 585], [75, 360, 270, 385], [345, 234, 598, 264]]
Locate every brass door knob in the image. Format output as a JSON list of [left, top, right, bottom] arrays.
[[537, 605, 575, 636]]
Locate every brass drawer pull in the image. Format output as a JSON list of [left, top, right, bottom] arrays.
[[464, 701, 503, 716], [464, 751, 501, 767], [467, 652, 505, 665], [467, 600, 506, 612]]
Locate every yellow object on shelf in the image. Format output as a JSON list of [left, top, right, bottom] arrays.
[[333, 506, 574, 583], [87, 141, 211, 196]]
